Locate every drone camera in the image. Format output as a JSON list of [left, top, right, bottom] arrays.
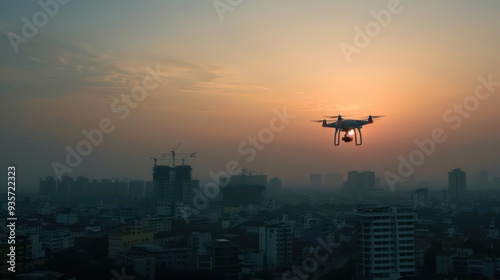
[[342, 136, 353, 142]]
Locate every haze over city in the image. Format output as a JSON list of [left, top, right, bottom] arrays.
[[1, 1, 500, 189]]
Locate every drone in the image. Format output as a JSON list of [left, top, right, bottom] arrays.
[[312, 115, 385, 146]]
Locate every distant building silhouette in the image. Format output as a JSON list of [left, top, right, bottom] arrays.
[[448, 168, 466, 201], [99, 179, 115, 198], [220, 170, 266, 205], [71, 176, 88, 203], [412, 188, 428, 209], [39, 176, 57, 197], [354, 206, 417, 279], [57, 175, 72, 203], [87, 179, 101, 201], [347, 171, 375, 191], [269, 177, 282, 189]]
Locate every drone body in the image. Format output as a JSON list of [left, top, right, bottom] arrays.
[[313, 115, 384, 146]]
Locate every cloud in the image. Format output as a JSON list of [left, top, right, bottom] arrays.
[[0, 34, 144, 98], [0, 30, 266, 104]]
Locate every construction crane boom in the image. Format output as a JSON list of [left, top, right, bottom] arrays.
[[170, 142, 182, 166], [151, 143, 197, 167]]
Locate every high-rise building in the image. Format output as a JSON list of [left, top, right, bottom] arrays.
[[348, 171, 363, 190], [71, 176, 88, 203], [153, 166, 172, 216], [210, 239, 240, 280], [259, 222, 293, 270], [448, 168, 466, 201], [57, 176, 73, 203], [153, 165, 192, 216], [363, 171, 376, 189], [354, 206, 417, 280], [39, 176, 57, 197]]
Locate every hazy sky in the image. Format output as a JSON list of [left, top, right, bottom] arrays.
[[1, 0, 499, 191]]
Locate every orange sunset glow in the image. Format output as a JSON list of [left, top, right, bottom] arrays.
[[1, 0, 499, 190]]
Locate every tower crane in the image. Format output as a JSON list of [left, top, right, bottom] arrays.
[[170, 142, 182, 166], [150, 142, 197, 167]]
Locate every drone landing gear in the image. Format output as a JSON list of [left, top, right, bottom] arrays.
[[354, 127, 363, 146], [334, 128, 341, 146]]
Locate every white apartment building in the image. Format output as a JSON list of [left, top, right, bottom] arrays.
[[259, 222, 293, 270], [354, 206, 417, 280]]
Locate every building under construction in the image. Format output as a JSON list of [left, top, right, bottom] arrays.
[[152, 143, 196, 216]]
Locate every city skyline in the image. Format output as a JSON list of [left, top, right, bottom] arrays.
[[1, 1, 500, 191], [32, 166, 498, 197]]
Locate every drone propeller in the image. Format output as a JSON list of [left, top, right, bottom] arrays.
[[311, 120, 326, 122], [357, 115, 386, 119], [369, 115, 386, 119]]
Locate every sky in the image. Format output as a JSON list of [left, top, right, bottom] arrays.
[[1, 0, 500, 192]]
